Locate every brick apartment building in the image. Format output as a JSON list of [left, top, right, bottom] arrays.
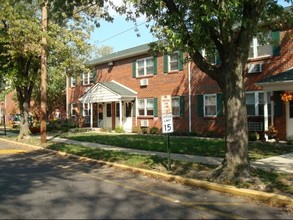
[[66, 26, 293, 141]]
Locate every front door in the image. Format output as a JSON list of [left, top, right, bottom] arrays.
[[123, 102, 133, 132], [98, 104, 103, 128], [286, 101, 293, 140]]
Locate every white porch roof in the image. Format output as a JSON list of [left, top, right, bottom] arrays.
[[79, 80, 137, 103], [255, 68, 293, 91]]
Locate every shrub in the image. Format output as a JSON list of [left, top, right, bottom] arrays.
[[115, 125, 125, 133], [141, 127, 148, 134], [99, 127, 109, 132], [249, 131, 259, 141], [132, 126, 141, 133], [150, 126, 159, 134]]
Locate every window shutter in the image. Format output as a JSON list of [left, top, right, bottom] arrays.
[[197, 95, 204, 117], [93, 70, 97, 83], [163, 54, 168, 73], [79, 104, 83, 117], [132, 61, 136, 78], [153, 56, 157, 75], [272, 31, 280, 56], [217, 93, 223, 116], [274, 91, 283, 117], [180, 96, 185, 116], [153, 97, 158, 117], [132, 101, 136, 117], [178, 51, 184, 71]]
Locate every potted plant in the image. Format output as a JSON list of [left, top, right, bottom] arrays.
[[265, 125, 278, 139]]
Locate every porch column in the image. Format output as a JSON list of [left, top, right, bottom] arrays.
[[90, 103, 93, 129], [264, 91, 269, 141], [135, 97, 138, 126], [271, 96, 275, 126], [119, 101, 123, 126]]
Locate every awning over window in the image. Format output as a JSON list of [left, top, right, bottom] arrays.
[[255, 68, 293, 91], [79, 80, 137, 103]]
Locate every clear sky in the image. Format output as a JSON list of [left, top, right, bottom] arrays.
[[89, 0, 292, 53]]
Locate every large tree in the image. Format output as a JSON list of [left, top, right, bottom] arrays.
[[113, 0, 293, 181], [0, 0, 104, 139]]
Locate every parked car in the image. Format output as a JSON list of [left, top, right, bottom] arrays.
[[11, 114, 32, 128]]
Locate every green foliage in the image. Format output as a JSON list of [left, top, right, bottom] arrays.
[[150, 126, 159, 134], [0, 0, 105, 136], [249, 132, 260, 141], [141, 127, 148, 134], [60, 132, 293, 160], [115, 125, 125, 133]]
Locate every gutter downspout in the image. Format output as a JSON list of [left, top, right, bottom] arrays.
[[188, 60, 191, 133]]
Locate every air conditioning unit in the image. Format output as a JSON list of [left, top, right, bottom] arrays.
[[140, 120, 149, 127], [248, 63, 263, 73], [140, 79, 148, 86]]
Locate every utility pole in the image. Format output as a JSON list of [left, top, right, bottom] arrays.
[[41, 0, 48, 144]]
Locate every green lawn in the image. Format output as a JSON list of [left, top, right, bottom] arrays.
[[60, 132, 293, 160], [2, 130, 292, 198]]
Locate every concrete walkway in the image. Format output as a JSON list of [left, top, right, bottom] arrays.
[[48, 136, 293, 174]]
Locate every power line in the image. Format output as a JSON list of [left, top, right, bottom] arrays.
[[94, 21, 149, 45]]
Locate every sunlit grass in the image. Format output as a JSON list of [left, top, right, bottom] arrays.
[[60, 132, 293, 160]]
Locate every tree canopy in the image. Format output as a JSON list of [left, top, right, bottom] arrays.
[[0, 0, 105, 138], [111, 0, 293, 181]]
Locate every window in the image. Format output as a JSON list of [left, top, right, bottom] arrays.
[[138, 98, 154, 116], [172, 97, 180, 116], [204, 94, 217, 116], [70, 103, 77, 117], [116, 103, 120, 117], [249, 33, 272, 58], [136, 57, 154, 77], [169, 52, 179, 71], [164, 51, 183, 73], [245, 91, 271, 116], [70, 77, 77, 87], [83, 103, 90, 116], [201, 49, 219, 65], [126, 102, 132, 117], [106, 104, 111, 117], [83, 72, 94, 85]]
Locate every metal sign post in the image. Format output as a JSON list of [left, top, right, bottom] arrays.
[[161, 95, 174, 171]]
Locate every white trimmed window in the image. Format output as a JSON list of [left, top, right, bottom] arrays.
[[201, 49, 218, 65], [70, 77, 77, 87], [83, 72, 94, 85], [136, 57, 154, 77], [83, 103, 90, 116], [172, 96, 180, 116], [249, 33, 272, 58], [204, 94, 217, 116], [138, 98, 154, 116], [169, 52, 179, 71], [70, 103, 77, 117], [246, 91, 271, 116]]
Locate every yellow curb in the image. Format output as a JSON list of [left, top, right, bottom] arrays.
[[0, 149, 29, 154], [0, 137, 292, 208]]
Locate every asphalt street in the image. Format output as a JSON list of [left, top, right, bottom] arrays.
[[0, 140, 292, 219]]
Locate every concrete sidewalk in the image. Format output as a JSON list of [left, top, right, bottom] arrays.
[[48, 136, 293, 174]]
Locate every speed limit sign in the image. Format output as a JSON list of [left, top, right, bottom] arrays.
[[162, 114, 174, 133]]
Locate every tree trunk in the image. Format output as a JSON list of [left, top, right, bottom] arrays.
[[18, 101, 31, 139], [212, 64, 250, 182]]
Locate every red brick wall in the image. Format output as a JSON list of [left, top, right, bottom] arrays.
[[67, 28, 293, 140]]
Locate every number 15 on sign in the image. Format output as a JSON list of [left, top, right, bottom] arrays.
[[162, 114, 174, 133]]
